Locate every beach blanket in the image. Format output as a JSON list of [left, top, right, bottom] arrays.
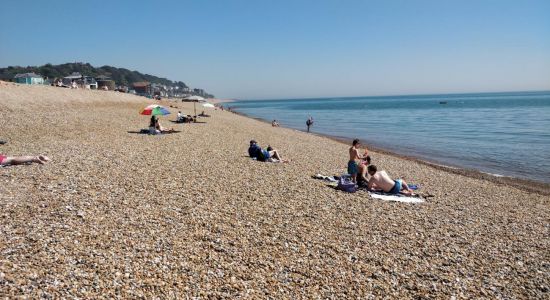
[[368, 192, 424, 203], [128, 130, 182, 135]]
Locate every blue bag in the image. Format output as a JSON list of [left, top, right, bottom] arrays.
[[337, 176, 357, 193]]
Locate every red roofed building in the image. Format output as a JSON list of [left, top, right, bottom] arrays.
[[133, 82, 151, 95]]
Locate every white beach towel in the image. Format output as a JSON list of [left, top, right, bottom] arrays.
[[368, 192, 424, 203]]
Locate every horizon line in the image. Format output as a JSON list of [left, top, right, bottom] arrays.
[[236, 89, 550, 101]]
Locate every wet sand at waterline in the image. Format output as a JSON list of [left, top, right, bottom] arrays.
[[1, 82, 548, 298]]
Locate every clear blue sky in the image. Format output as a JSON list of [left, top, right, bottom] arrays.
[[1, 0, 549, 99]]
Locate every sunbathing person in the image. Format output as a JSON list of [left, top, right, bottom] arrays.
[[264, 145, 289, 163], [366, 165, 413, 195], [149, 115, 161, 134], [0, 154, 50, 166], [248, 140, 289, 163], [155, 118, 174, 133]]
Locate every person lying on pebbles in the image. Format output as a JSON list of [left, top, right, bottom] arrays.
[[248, 140, 290, 163], [0, 154, 50, 166], [366, 165, 414, 195]]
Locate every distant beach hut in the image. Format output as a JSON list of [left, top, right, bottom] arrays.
[[133, 82, 151, 96], [14, 73, 44, 85]]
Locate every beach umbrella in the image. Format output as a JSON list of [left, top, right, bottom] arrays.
[[140, 104, 171, 115], [183, 95, 206, 102], [202, 103, 215, 108], [183, 96, 206, 118]]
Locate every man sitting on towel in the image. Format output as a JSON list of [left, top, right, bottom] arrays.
[[367, 165, 413, 195]]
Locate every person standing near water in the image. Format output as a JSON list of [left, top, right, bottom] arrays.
[[306, 116, 314, 132]]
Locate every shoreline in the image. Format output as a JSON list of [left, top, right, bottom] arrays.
[[232, 110, 550, 196]]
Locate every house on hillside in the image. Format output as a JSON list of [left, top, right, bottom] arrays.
[[133, 82, 151, 96], [62, 72, 98, 89], [193, 88, 205, 96], [14, 73, 44, 85]]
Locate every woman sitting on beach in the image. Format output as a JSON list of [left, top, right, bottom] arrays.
[[0, 154, 50, 166], [149, 115, 174, 134]]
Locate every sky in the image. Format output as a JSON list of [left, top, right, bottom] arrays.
[[1, 0, 549, 99]]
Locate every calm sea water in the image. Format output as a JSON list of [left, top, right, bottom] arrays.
[[231, 91, 550, 183]]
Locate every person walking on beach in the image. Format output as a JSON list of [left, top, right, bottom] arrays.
[[366, 165, 414, 195], [0, 154, 50, 166], [348, 139, 366, 183], [306, 116, 313, 132]]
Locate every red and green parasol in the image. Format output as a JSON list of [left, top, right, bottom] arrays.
[[140, 104, 171, 116]]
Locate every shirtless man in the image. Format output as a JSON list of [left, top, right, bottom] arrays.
[[366, 165, 413, 195], [348, 139, 367, 183]]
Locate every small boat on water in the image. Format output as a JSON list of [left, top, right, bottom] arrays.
[[439, 101, 448, 104]]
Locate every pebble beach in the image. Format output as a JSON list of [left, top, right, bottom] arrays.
[[1, 83, 548, 298]]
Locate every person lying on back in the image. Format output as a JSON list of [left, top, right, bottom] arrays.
[[1, 154, 50, 166], [367, 165, 413, 195]]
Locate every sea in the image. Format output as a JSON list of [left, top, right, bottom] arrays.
[[230, 91, 550, 184]]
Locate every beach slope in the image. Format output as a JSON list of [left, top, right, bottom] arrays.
[[0, 83, 548, 298]]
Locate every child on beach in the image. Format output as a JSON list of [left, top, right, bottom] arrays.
[[0, 154, 50, 166], [348, 139, 367, 183], [358, 155, 372, 184]]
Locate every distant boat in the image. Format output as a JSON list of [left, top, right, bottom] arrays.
[[439, 101, 448, 104]]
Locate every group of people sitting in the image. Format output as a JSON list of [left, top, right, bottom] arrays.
[[176, 111, 194, 123], [149, 115, 175, 134], [348, 139, 414, 195], [246, 137, 414, 196], [248, 140, 289, 163], [176, 111, 210, 124]]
